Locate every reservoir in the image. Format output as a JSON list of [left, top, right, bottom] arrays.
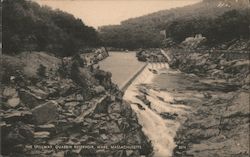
[[99, 51, 146, 88]]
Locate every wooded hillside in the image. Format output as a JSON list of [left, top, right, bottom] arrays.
[[99, 0, 250, 49], [3, 0, 100, 56]]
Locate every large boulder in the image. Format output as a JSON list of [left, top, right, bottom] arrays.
[[2, 86, 20, 108], [94, 95, 111, 114], [94, 70, 112, 89], [31, 101, 58, 125], [93, 85, 106, 95], [35, 124, 56, 136], [19, 89, 45, 109], [34, 131, 50, 139], [27, 86, 48, 99], [3, 87, 18, 98], [7, 97, 20, 108], [181, 34, 206, 49]]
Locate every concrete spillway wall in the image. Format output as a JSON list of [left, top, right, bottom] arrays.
[[119, 48, 170, 92], [120, 63, 148, 92]]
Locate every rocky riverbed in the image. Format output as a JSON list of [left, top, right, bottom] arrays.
[[132, 49, 249, 157], [167, 49, 250, 157]]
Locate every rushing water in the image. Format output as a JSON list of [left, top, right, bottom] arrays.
[[100, 52, 191, 156], [99, 51, 145, 88], [123, 64, 191, 157]]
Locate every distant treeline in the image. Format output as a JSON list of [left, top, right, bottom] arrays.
[[99, 0, 250, 49], [166, 9, 250, 44], [3, 0, 100, 56], [2, 0, 250, 54]]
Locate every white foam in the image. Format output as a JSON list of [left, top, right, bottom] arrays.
[[123, 63, 189, 157]]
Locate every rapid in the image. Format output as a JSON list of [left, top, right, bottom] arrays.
[[100, 52, 196, 157]]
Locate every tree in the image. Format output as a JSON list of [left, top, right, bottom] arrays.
[[2, 0, 100, 56]]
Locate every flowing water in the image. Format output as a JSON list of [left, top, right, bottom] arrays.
[[123, 64, 192, 157], [100, 52, 195, 157]]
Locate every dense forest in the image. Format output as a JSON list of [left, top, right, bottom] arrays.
[[2, 0, 250, 54], [165, 9, 250, 44], [2, 0, 100, 56], [99, 0, 250, 49]]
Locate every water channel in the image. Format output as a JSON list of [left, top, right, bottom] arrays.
[[99, 51, 201, 156]]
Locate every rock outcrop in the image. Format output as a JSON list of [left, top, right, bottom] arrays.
[[168, 50, 250, 89], [80, 47, 109, 66], [181, 34, 207, 49], [136, 49, 168, 62], [173, 89, 249, 157], [165, 49, 250, 157], [0, 51, 152, 157]]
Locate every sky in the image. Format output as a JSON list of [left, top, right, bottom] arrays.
[[35, 0, 201, 28]]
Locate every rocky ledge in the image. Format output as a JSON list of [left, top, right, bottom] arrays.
[[166, 49, 249, 157], [0, 51, 153, 157], [168, 49, 250, 89], [136, 49, 168, 62]]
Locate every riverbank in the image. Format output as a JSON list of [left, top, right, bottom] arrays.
[[173, 84, 249, 157], [0, 51, 153, 157], [124, 48, 249, 156], [166, 49, 250, 157]]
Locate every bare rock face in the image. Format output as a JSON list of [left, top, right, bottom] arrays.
[[34, 131, 50, 139], [1, 52, 153, 157], [181, 34, 207, 49], [35, 124, 56, 133], [93, 95, 111, 114], [3, 111, 33, 124], [19, 89, 45, 109], [136, 49, 168, 62], [27, 86, 48, 99], [31, 101, 58, 125], [7, 97, 20, 108], [93, 85, 106, 95], [173, 90, 249, 157], [3, 87, 17, 97], [169, 51, 250, 88], [2, 86, 21, 108], [2, 122, 34, 155], [166, 49, 250, 157]]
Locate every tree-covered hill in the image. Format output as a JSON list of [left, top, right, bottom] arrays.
[[165, 9, 250, 44], [3, 0, 100, 56], [99, 0, 250, 49]]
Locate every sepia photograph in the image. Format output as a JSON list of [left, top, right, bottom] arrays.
[[0, 0, 250, 157]]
